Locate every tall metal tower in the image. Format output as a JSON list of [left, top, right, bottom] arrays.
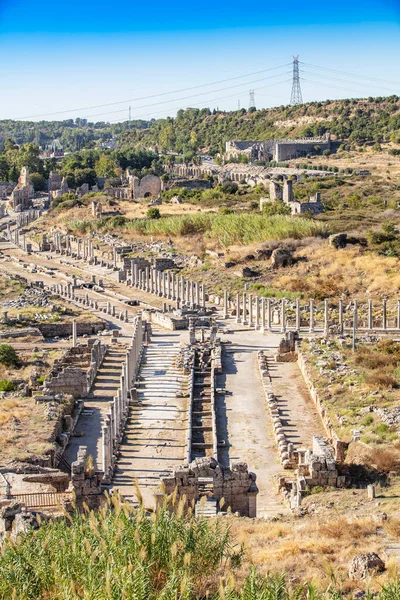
[[290, 56, 303, 105], [249, 89, 255, 109]]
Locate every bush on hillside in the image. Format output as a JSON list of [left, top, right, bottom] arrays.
[[0, 344, 20, 368]]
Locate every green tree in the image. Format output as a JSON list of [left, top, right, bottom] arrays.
[[0, 155, 9, 181], [94, 154, 116, 178], [0, 344, 20, 367], [30, 172, 47, 191]]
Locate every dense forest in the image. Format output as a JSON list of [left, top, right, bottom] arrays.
[[121, 95, 400, 154], [0, 118, 150, 152], [1, 96, 400, 158], [0, 140, 162, 189]]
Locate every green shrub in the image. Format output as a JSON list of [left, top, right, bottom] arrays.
[[0, 379, 15, 392], [0, 344, 20, 368], [147, 207, 161, 219]]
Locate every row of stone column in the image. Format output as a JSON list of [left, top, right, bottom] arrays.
[[15, 209, 41, 228], [52, 233, 96, 263], [52, 283, 129, 322], [102, 315, 144, 478], [229, 294, 400, 333], [130, 262, 206, 310]]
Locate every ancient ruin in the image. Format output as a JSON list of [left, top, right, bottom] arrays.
[[10, 167, 34, 211], [225, 134, 331, 162]]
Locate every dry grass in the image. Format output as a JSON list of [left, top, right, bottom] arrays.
[[0, 395, 55, 465], [230, 514, 387, 594]]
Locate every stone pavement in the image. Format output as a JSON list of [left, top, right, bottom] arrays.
[[216, 323, 288, 518], [64, 345, 127, 468], [111, 327, 190, 508]]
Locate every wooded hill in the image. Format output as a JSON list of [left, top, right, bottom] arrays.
[[122, 95, 400, 155], [1, 95, 400, 155]]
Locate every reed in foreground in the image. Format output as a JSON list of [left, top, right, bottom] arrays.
[[0, 494, 398, 599]]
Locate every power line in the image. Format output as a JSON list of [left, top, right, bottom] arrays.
[[107, 78, 292, 124], [12, 62, 291, 120], [300, 62, 400, 87], [301, 69, 399, 93], [301, 77, 379, 97], [79, 70, 292, 120]]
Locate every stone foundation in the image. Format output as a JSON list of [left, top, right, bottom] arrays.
[[160, 456, 258, 517]]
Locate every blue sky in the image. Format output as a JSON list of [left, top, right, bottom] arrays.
[[0, 0, 399, 122]]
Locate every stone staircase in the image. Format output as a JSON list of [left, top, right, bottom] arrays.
[[195, 498, 218, 518], [64, 347, 126, 468], [111, 329, 189, 508]]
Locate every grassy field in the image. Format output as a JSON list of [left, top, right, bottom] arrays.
[[63, 213, 327, 248], [300, 337, 400, 459], [0, 347, 66, 466], [1, 493, 400, 599]]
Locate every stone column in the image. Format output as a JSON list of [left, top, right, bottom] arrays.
[[113, 247, 117, 268], [261, 298, 266, 333], [338, 299, 344, 334], [158, 271, 163, 296], [309, 299, 314, 333], [190, 281, 195, 308], [382, 299, 387, 330], [133, 264, 139, 288], [368, 299, 373, 330], [166, 272, 171, 299], [102, 424, 109, 475], [248, 294, 254, 327], [179, 276, 184, 304], [324, 298, 329, 337], [242, 293, 247, 325], [255, 297, 260, 330], [223, 290, 229, 319], [281, 299, 286, 332], [195, 282, 200, 307], [201, 285, 206, 308], [236, 293, 241, 323], [145, 267, 150, 292], [266, 299, 272, 330], [397, 300, 400, 330], [354, 299, 358, 330], [186, 280, 191, 305], [296, 298, 300, 331], [171, 272, 176, 300]]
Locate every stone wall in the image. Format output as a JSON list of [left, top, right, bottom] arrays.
[[38, 321, 105, 338], [297, 348, 347, 462], [142, 308, 187, 330], [161, 456, 258, 517], [44, 340, 106, 399], [69, 446, 104, 509], [131, 174, 162, 199]]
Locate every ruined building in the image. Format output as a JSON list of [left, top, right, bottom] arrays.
[[260, 179, 323, 215], [225, 134, 331, 162], [48, 171, 69, 202], [106, 171, 163, 201], [11, 167, 34, 211]]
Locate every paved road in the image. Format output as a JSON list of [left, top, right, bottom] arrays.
[[216, 323, 288, 517]]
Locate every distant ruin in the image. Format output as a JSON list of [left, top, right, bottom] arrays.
[[225, 134, 331, 162], [260, 178, 323, 215], [11, 167, 34, 211], [48, 171, 69, 201]]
